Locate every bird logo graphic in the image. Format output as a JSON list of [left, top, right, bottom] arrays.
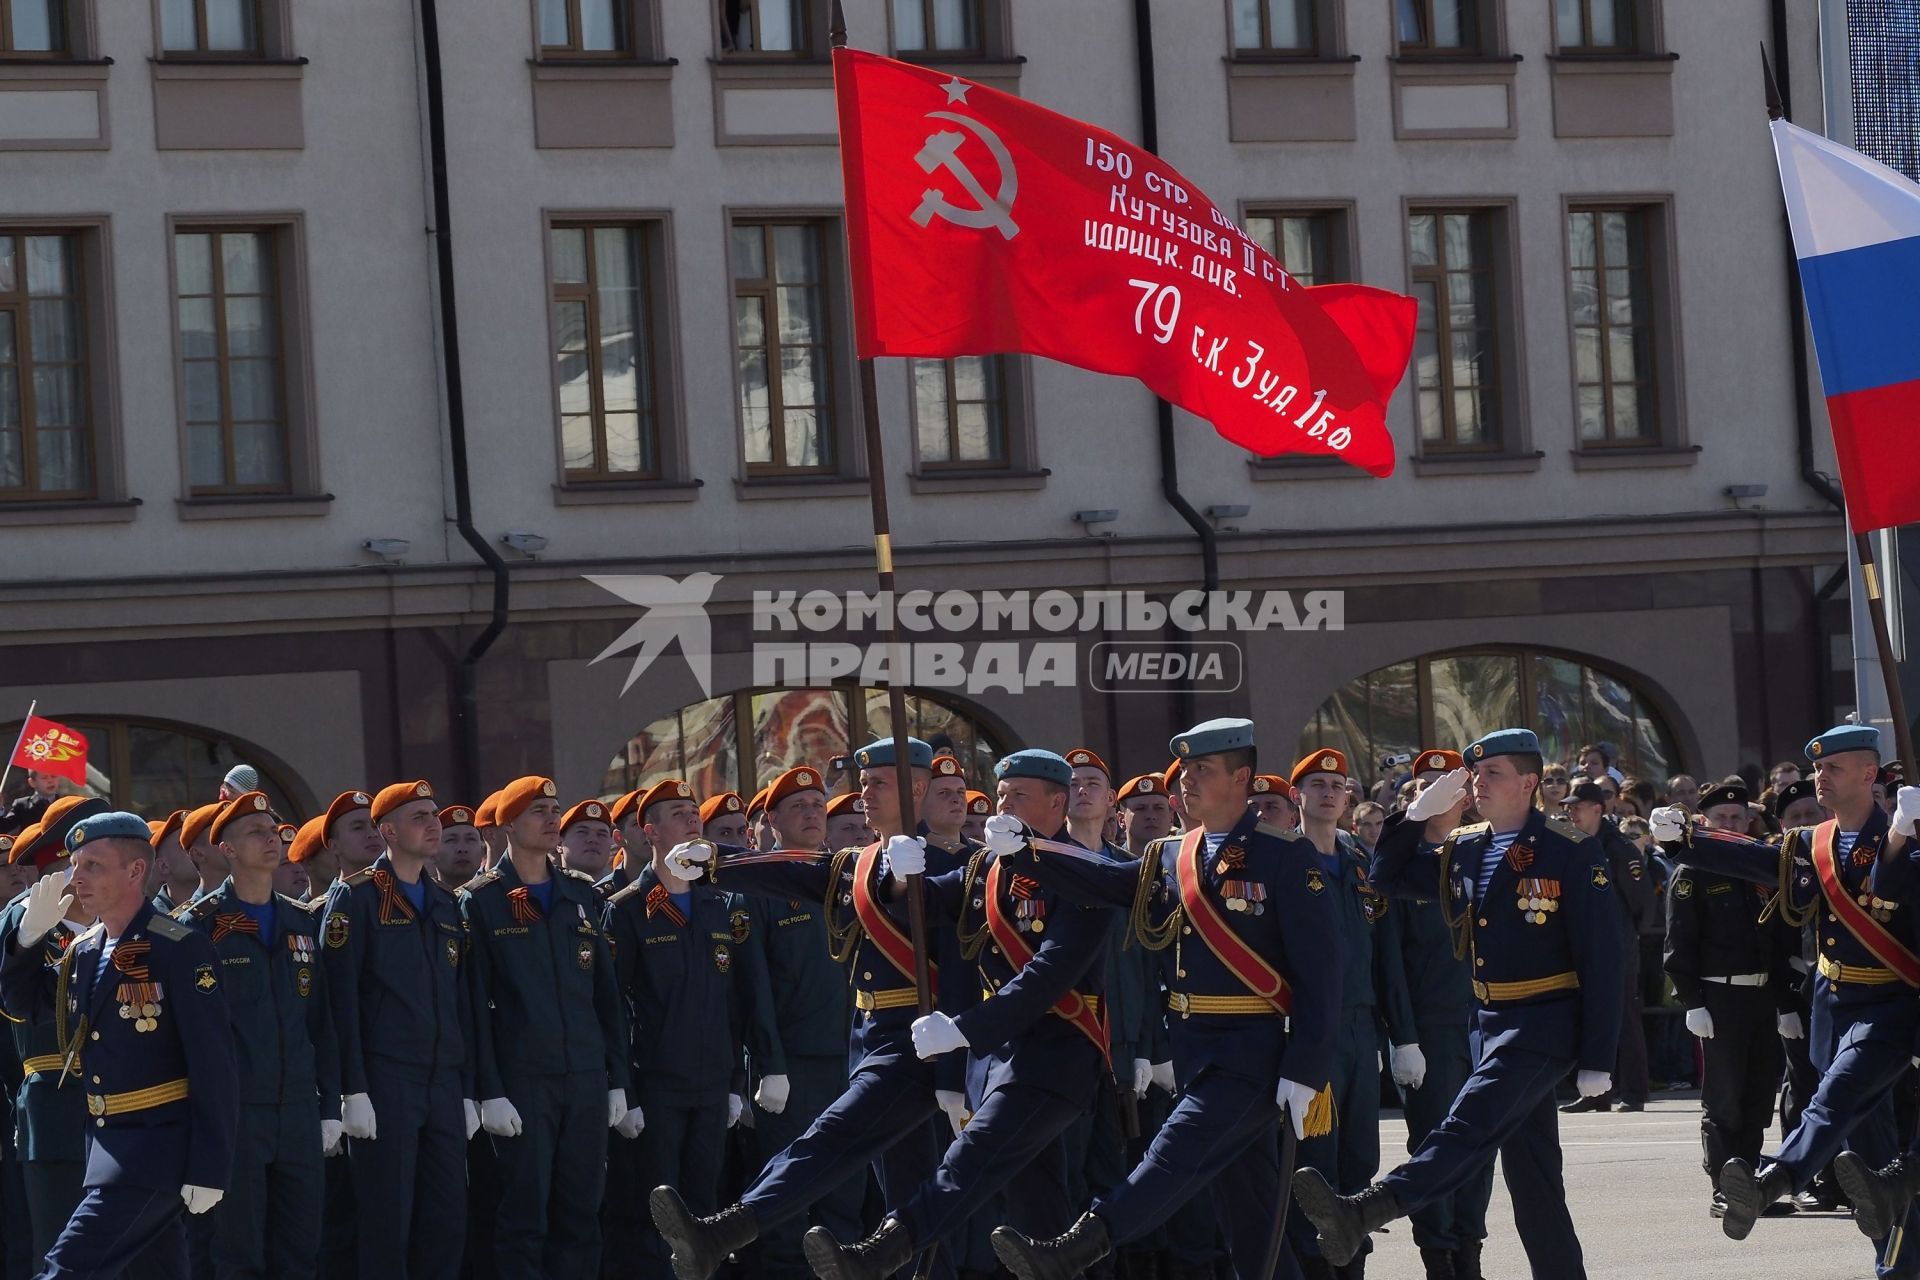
[[586, 573, 722, 697]]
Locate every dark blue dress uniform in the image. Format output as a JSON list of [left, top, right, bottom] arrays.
[[176, 881, 338, 1280], [320, 855, 471, 1280], [461, 857, 627, 1280], [604, 866, 752, 1277], [1359, 794, 1624, 1280], [0, 893, 239, 1279], [0, 895, 87, 1263], [999, 803, 1341, 1280]]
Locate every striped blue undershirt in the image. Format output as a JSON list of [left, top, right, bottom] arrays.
[[1477, 831, 1519, 903]]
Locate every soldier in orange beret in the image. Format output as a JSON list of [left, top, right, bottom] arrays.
[[473, 792, 510, 871], [178, 800, 229, 903], [1250, 775, 1300, 833], [824, 792, 873, 852], [699, 793, 749, 849], [961, 790, 992, 845], [317, 790, 386, 891], [556, 799, 617, 887], [146, 808, 197, 915], [272, 822, 311, 902], [431, 804, 485, 893], [745, 787, 775, 852]]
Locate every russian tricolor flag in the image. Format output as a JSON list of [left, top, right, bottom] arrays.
[[1774, 119, 1920, 535]]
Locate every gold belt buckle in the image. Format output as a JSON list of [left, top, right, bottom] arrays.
[[1169, 991, 1190, 1019], [86, 1094, 105, 1118]]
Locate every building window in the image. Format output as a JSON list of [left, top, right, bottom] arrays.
[[719, 0, 811, 55], [1395, 0, 1477, 52], [1554, 0, 1633, 52], [893, 0, 981, 54], [0, 233, 92, 500], [161, 0, 259, 53], [1, 0, 65, 54], [175, 228, 289, 494], [1244, 209, 1347, 285], [1231, 0, 1314, 54], [539, 0, 632, 53], [911, 356, 1007, 469], [551, 223, 661, 481], [0, 714, 301, 818], [732, 220, 835, 475], [602, 686, 1007, 802], [1409, 209, 1500, 452], [1568, 207, 1656, 445], [1300, 647, 1680, 793]]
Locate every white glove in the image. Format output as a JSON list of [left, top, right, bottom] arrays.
[[727, 1094, 744, 1128], [463, 1099, 480, 1141], [664, 841, 712, 881], [1131, 1058, 1152, 1099], [1276, 1078, 1319, 1141], [755, 1074, 791, 1115], [1778, 1011, 1805, 1040], [883, 835, 926, 879], [1409, 768, 1471, 822], [321, 1118, 345, 1155], [16, 874, 73, 949], [607, 1089, 628, 1129], [1650, 805, 1687, 843], [911, 1011, 970, 1060], [1150, 1060, 1175, 1094], [935, 1088, 970, 1137], [1894, 786, 1920, 838], [481, 1097, 523, 1137], [1685, 1007, 1715, 1040], [615, 1103, 646, 1138], [1575, 1070, 1612, 1098], [182, 1185, 224, 1215], [1391, 1043, 1427, 1090], [983, 814, 1025, 858], [341, 1093, 377, 1141]]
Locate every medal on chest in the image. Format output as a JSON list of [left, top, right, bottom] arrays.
[[1516, 877, 1561, 925], [1220, 879, 1266, 915], [1008, 873, 1046, 933], [118, 982, 164, 1032]]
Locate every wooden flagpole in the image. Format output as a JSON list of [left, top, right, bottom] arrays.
[[0, 698, 39, 801]]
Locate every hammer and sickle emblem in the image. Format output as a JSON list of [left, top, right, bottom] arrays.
[[912, 111, 1020, 240]]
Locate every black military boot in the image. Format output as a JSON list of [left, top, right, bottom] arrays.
[[1450, 1239, 1483, 1280], [1292, 1172, 1402, 1267], [1835, 1151, 1920, 1240], [992, 1212, 1114, 1280], [802, 1216, 916, 1280], [1719, 1160, 1793, 1241], [649, 1188, 757, 1280], [1418, 1246, 1457, 1279]]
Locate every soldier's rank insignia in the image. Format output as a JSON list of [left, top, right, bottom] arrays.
[[577, 940, 594, 970], [326, 916, 350, 949], [713, 944, 732, 974]]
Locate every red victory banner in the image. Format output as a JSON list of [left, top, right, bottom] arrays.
[[10, 714, 89, 785], [833, 47, 1415, 476]]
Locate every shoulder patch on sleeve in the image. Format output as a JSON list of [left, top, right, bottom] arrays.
[[1590, 865, 1610, 890], [1672, 877, 1694, 899], [146, 914, 192, 942]]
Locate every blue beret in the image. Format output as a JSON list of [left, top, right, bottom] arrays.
[[1463, 728, 1542, 763], [1169, 717, 1255, 759], [66, 811, 153, 853], [995, 749, 1073, 787], [853, 736, 934, 771], [1806, 724, 1880, 761]]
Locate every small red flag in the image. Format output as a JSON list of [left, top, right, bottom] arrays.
[[11, 715, 89, 786], [833, 48, 1415, 476]]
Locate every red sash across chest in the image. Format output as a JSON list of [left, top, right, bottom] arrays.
[[1173, 828, 1293, 1013], [1810, 819, 1920, 987], [983, 855, 1109, 1064]]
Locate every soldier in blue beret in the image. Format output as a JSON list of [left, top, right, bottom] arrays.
[[1296, 728, 1625, 1279], [0, 811, 240, 1276], [990, 718, 1342, 1280], [1644, 725, 1920, 1275]]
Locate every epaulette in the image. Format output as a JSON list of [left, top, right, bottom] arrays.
[[1448, 821, 1491, 841], [461, 868, 501, 894], [1544, 814, 1588, 844], [605, 879, 645, 907], [1253, 821, 1297, 841], [559, 867, 597, 883], [146, 914, 191, 943], [277, 893, 322, 918], [340, 867, 376, 888], [75, 921, 106, 947], [178, 895, 220, 922]]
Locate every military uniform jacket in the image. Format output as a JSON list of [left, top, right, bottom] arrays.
[[0, 894, 85, 1163], [1662, 865, 1795, 1012], [0, 901, 238, 1191], [703, 840, 978, 1092], [177, 882, 341, 1118], [1019, 811, 1339, 1091], [604, 867, 751, 1105], [1370, 816, 1473, 1037], [320, 855, 471, 1094], [742, 886, 849, 1069], [1599, 818, 1655, 955], [1373, 807, 1624, 1074]]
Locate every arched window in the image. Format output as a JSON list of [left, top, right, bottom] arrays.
[[1299, 648, 1680, 789], [1, 716, 301, 819], [601, 687, 1008, 802]]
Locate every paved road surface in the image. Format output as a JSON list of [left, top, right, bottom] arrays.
[[1359, 1097, 1888, 1279]]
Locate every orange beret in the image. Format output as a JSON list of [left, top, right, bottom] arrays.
[[1160, 759, 1181, 791], [277, 823, 297, 846], [606, 790, 641, 827], [1414, 749, 1464, 775], [965, 789, 992, 815], [699, 792, 745, 826], [1064, 748, 1111, 779], [931, 754, 966, 780], [7, 822, 42, 867], [561, 798, 612, 830], [636, 778, 695, 819], [1251, 775, 1296, 801], [438, 804, 476, 830], [289, 815, 327, 864], [745, 787, 770, 822], [150, 808, 187, 852], [180, 801, 226, 851], [764, 766, 825, 810], [372, 779, 436, 823], [211, 791, 274, 844], [1116, 775, 1162, 803], [473, 792, 500, 829], [496, 776, 559, 826], [1290, 749, 1351, 787], [324, 790, 372, 838], [826, 793, 866, 819]]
